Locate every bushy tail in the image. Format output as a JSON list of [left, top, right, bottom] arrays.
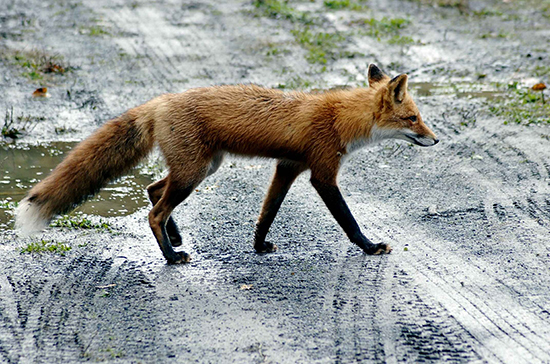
[[16, 110, 155, 234]]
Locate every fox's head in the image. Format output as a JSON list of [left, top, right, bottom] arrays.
[[368, 64, 439, 147]]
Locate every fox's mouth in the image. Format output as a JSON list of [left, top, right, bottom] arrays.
[[403, 134, 439, 147]]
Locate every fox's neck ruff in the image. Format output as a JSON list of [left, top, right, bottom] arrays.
[[324, 87, 380, 153]]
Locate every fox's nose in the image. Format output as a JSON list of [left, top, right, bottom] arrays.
[[433, 139, 439, 145]]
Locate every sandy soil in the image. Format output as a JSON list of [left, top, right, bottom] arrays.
[[0, 0, 549, 362]]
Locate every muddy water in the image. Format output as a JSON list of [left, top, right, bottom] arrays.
[[0, 142, 154, 229]]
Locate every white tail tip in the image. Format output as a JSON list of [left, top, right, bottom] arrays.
[[15, 199, 48, 235]]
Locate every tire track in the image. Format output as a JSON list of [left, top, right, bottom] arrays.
[[351, 198, 550, 363], [107, 6, 176, 91], [297, 175, 483, 362], [343, 109, 550, 360], [97, 0, 314, 93], [390, 269, 483, 363], [101, 2, 225, 91], [328, 249, 387, 363], [0, 273, 22, 364], [0, 248, 162, 363]]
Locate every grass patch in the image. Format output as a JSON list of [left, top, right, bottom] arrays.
[[251, 0, 366, 67], [0, 200, 17, 210], [251, 1, 369, 69], [291, 28, 347, 64], [533, 65, 550, 77], [277, 75, 316, 90], [356, 17, 410, 39], [489, 84, 550, 125], [2, 107, 44, 139], [480, 32, 508, 39], [252, 0, 311, 23], [2, 48, 71, 83], [87, 25, 111, 36], [405, 0, 468, 8], [434, 0, 468, 8], [388, 35, 416, 45], [353, 17, 416, 46], [51, 215, 112, 231], [324, 0, 367, 11], [21, 239, 72, 256], [472, 9, 503, 17], [13, 49, 69, 74], [260, 41, 293, 57]]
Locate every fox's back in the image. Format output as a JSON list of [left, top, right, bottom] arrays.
[[164, 85, 320, 159]]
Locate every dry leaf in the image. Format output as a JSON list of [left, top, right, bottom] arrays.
[[32, 87, 49, 98], [240, 284, 253, 290], [44, 63, 65, 74], [532, 83, 547, 91]]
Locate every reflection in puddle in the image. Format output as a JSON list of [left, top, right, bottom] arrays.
[[0, 142, 155, 229]]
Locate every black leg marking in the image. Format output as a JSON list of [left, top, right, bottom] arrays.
[[311, 178, 392, 255]]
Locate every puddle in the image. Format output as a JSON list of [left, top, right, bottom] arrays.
[[410, 82, 506, 100], [0, 142, 155, 229]]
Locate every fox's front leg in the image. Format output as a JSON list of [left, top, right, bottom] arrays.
[[254, 160, 307, 253], [310, 176, 392, 255]]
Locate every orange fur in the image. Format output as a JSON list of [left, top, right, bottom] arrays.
[[16, 64, 438, 263]]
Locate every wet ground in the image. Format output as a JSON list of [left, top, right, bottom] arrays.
[[1, 0, 549, 362]]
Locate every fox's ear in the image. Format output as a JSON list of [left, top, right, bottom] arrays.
[[367, 64, 386, 85], [389, 74, 408, 103]]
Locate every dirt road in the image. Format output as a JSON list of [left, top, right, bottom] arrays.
[[1, 0, 549, 362]]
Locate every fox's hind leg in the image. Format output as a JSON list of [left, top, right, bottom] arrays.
[[255, 160, 307, 253], [148, 150, 215, 263], [149, 174, 205, 263], [146, 153, 224, 249], [147, 177, 182, 247]]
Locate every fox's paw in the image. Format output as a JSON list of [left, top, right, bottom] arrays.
[[167, 251, 192, 264], [254, 241, 278, 254], [364, 243, 392, 255]]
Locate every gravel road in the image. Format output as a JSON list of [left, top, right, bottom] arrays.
[[1, 0, 549, 362]]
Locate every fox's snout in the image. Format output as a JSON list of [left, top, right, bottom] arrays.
[[398, 129, 439, 147], [413, 134, 439, 147]]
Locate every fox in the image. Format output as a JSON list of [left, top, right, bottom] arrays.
[[16, 64, 438, 264]]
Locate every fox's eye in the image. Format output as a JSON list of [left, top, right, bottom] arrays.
[[407, 115, 417, 122]]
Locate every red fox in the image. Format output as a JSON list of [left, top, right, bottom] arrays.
[[16, 64, 438, 264]]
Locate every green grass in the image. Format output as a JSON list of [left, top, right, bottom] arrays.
[[472, 9, 503, 17], [533, 65, 550, 77], [0, 200, 17, 210], [252, 0, 311, 23], [264, 42, 292, 57], [251, 0, 371, 67], [358, 17, 410, 38], [2, 108, 44, 139], [291, 28, 346, 64], [3, 48, 70, 83], [480, 32, 508, 39], [388, 35, 416, 45], [21, 71, 43, 80], [87, 25, 111, 37], [277, 75, 316, 90], [21, 239, 72, 255], [51, 215, 112, 231], [323, 0, 367, 11], [489, 85, 550, 125], [405, 0, 468, 8]]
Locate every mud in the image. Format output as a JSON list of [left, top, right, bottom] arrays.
[[1, 0, 549, 363]]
